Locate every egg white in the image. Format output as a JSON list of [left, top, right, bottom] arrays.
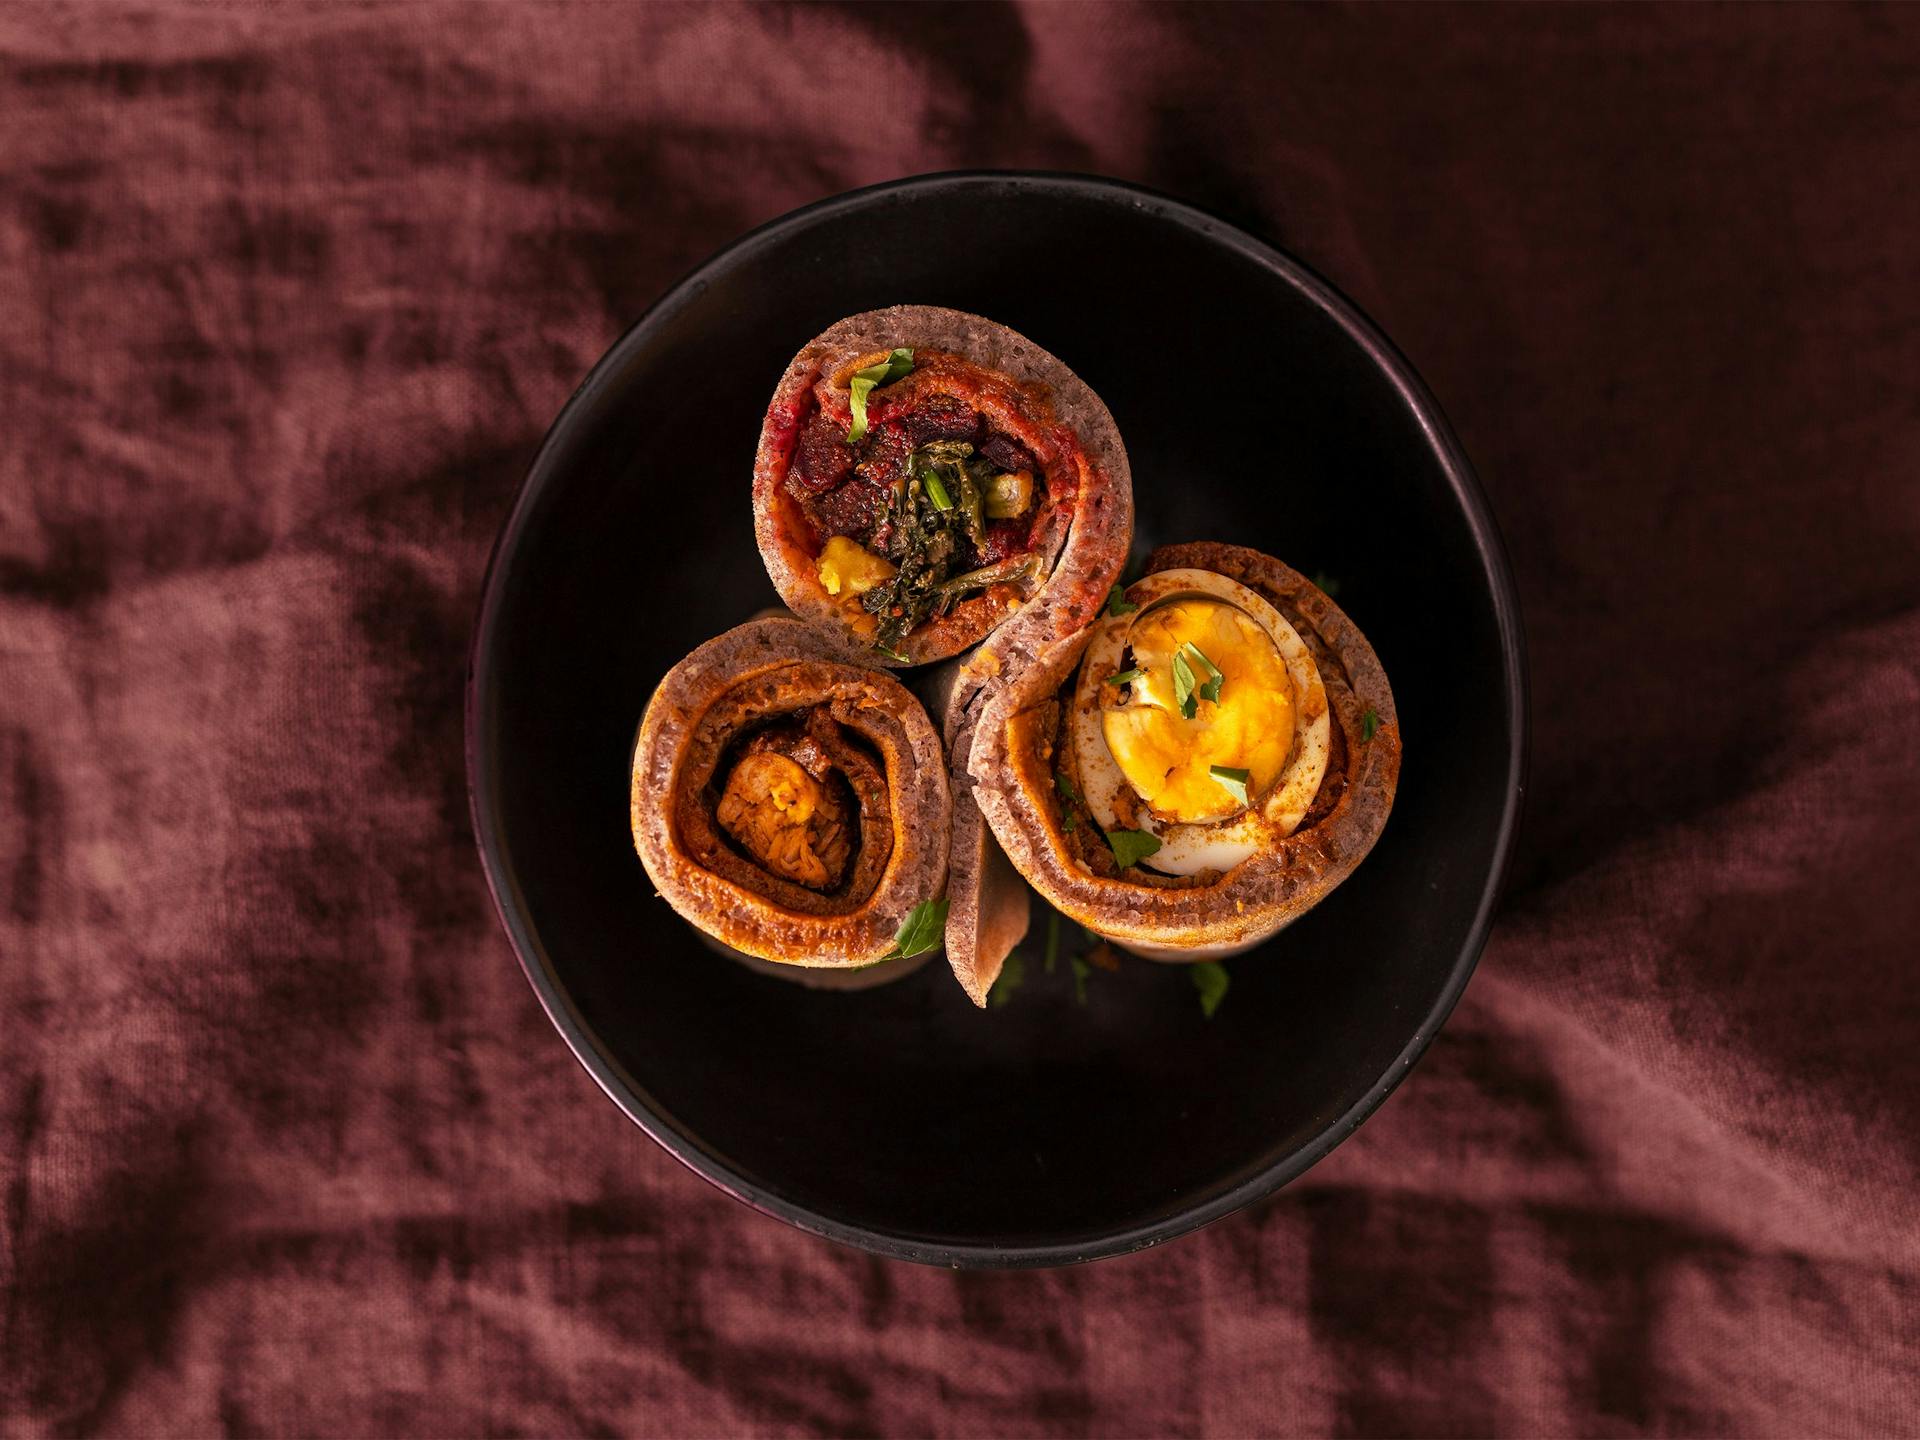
[[1067, 569, 1330, 877]]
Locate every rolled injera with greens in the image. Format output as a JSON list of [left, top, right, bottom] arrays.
[[752, 305, 1134, 1004], [965, 543, 1401, 962], [630, 616, 951, 981], [752, 305, 1130, 669]]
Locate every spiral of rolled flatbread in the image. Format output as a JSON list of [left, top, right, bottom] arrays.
[[631, 617, 951, 977], [752, 305, 1135, 1002], [965, 543, 1400, 964], [753, 304, 1131, 668]]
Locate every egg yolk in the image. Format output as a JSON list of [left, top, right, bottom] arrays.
[[1100, 599, 1294, 824]]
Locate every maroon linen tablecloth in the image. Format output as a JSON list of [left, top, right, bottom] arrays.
[[3, 5, 1915, 1435]]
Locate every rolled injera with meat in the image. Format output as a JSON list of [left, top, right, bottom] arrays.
[[965, 543, 1401, 962], [630, 616, 951, 983], [753, 305, 1130, 669], [753, 305, 1134, 1004]]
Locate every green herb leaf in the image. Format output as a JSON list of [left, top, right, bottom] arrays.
[[990, 949, 1026, 1007], [1106, 828, 1162, 869], [1055, 771, 1081, 831], [1104, 584, 1138, 617], [924, 471, 954, 511], [862, 451, 963, 649], [1171, 650, 1197, 720], [956, 461, 989, 550], [1361, 706, 1380, 742], [1181, 642, 1224, 705], [1070, 955, 1091, 1006], [873, 642, 910, 664], [1192, 961, 1230, 1019], [852, 347, 914, 386], [935, 553, 1035, 598], [1209, 765, 1251, 806], [846, 378, 880, 444], [880, 897, 948, 960], [1310, 570, 1342, 598], [1104, 667, 1143, 687], [845, 348, 914, 442], [1043, 907, 1060, 975]]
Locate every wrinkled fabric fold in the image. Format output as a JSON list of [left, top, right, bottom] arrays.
[[2, 3, 1916, 1434]]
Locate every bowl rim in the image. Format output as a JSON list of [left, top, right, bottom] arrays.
[[465, 169, 1530, 1269]]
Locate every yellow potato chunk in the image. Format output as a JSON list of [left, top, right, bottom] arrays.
[[816, 536, 896, 599], [984, 469, 1034, 519], [1101, 599, 1294, 824]]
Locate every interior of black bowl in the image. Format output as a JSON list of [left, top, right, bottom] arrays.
[[468, 174, 1523, 1266]]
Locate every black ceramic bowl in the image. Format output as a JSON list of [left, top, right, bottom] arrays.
[[467, 173, 1524, 1267]]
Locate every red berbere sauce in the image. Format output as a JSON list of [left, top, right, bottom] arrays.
[[782, 387, 1049, 568]]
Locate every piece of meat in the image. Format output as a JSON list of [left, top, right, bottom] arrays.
[[900, 393, 982, 448], [792, 412, 855, 492], [855, 420, 913, 492], [719, 721, 857, 890], [798, 475, 885, 542], [978, 431, 1037, 475], [973, 517, 1030, 565]]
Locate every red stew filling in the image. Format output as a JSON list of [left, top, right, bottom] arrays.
[[776, 349, 1078, 651]]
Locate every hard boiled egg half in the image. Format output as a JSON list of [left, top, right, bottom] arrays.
[[1067, 569, 1330, 876]]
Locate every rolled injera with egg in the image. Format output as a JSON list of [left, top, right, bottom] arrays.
[[753, 305, 1134, 1002], [630, 616, 951, 984], [966, 543, 1401, 962]]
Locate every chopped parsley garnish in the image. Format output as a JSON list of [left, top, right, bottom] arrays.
[[1171, 641, 1223, 719], [1181, 642, 1224, 704], [1104, 584, 1138, 617], [1361, 706, 1380, 742], [845, 348, 913, 443], [1106, 828, 1161, 869], [1192, 961, 1230, 1019], [1171, 649, 1198, 719], [924, 471, 954, 511], [873, 642, 910, 663], [989, 949, 1026, 1007], [1055, 771, 1080, 831], [879, 897, 947, 960], [1209, 765, 1251, 806], [1104, 667, 1143, 687]]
